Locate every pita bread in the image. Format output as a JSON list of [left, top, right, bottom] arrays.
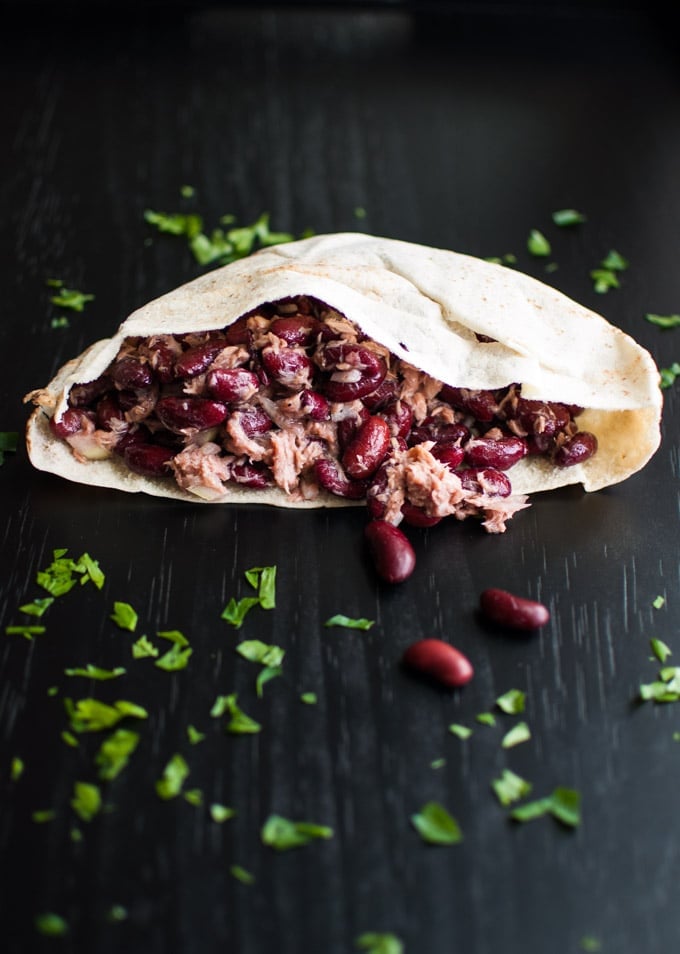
[[25, 232, 662, 504]]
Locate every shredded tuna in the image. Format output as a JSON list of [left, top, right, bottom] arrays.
[[170, 442, 232, 498], [269, 424, 325, 495]]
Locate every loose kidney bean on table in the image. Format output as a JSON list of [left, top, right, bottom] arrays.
[[479, 587, 550, 630], [364, 519, 416, 584], [402, 638, 474, 688]]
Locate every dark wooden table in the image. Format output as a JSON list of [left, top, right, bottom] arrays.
[[2, 4, 679, 952]]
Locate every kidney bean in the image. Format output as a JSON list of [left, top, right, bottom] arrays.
[[49, 408, 87, 439], [364, 519, 416, 584], [69, 375, 112, 407], [431, 441, 465, 471], [439, 385, 499, 422], [342, 415, 392, 480], [224, 315, 251, 346], [479, 588, 550, 630], [95, 394, 126, 430], [155, 396, 228, 433], [232, 406, 273, 438], [553, 431, 598, 467], [380, 400, 413, 439], [511, 398, 571, 436], [361, 377, 399, 411], [402, 638, 474, 688], [459, 467, 512, 497], [123, 442, 175, 477], [261, 347, 314, 389], [366, 463, 389, 519], [300, 389, 330, 420], [231, 459, 274, 488], [111, 357, 154, 390], [408, 416, 469, 447], [400, 502, 442, 528], [319, 343, 387, 402], [174, 340, 226, 379], [337, 406, 370, 451], [464, 435, 527, 470], [269, 314, 320, 346], [315, 458, 368, 499], [206, 368, 259, 403], [150, 341, 177, 383]]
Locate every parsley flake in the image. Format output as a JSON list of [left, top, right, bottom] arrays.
[[261, 814, 333, 851], [410, 801, 462, 845], [230, 864, 255, 885], [187, 725, 205, 745], [324, 614, 375, 630], [659, 363, 680, 389], [496, 688, 526, 714], [355, 933, 404, 954], [300, 692, 318, 705], [11, 757, 24, 781], [527, 229, 551, 257], [156, 753, 189, 800], [0, 431, 19, 465], [154, 630, 192, 671], [501, 721, 531, 749], [645, 313, 680, 329], [18, 597, 54, 617], [223, 694, 261, 735], [653, 595, 666, 610], [5, 624, 46, 640], [132, 634, 159, 658], [552, 208, 587, 226], [651, 638, 672, 665], [492, 768, 532, 806], [35, 913, 68, 937], [95, 728, 140, 781], [71, 781, 102, 822], [511, 786, 581, 827], [448, 723, 472, 739], [64, 664, 126, 680], [111, 601, 138, 631], [65, 697, 148, 733], [48, 280, 95, 312], [210, 803, 236, 823]]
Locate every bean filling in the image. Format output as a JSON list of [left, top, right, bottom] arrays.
[[51, 295, 597, 533]]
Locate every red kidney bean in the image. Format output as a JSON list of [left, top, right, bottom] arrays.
[[155, 396, 228, 433], [364, 519, 416, 583], [300, 389, 330, 420], [408, 416, 470, 447], [232, 406, 273, 438], [459, 468, 512, 497], [342, 415, 392, 480], [380, 399, 413, 439], [95, 394, 126, 430], [224, 316, 251, 346], [402, 638, 474, 688], [206, 368, 259, 403], [319, 343, 387, 402], [439, 385, 499, 422], [553, 431, 598, 467], [366, 463, 389, 519], [111, 357, 154, 390], [150, 341, 177, 383], [123, 442, 175, 477], [510, 398, 571, 436], [49, 408, 87, 439], [479, 588, 550, 630], [464, 435, 527, 470], [231, 460, 274, 488], [400, 502, 442, 528], [431, 442, 465, 470], [69, 375, 112, 407], [315, 458, 368, 499], [361, 377, 399, 411], [337, 406, 370, 450], [174, 340, 226, 379], [269, 315, 320, 346], [261, 347, 314, 389]]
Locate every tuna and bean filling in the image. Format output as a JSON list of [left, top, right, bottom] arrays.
[[50, 296, 597, 533]]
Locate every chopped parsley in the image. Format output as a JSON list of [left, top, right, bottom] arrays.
[[64, 664, 126, 680], [155, 753, 189, 800], [11, 757, 25, 781], [653, 595, 666, 610], [640, 666, 680, 702], [222, 565, 277, 627], [221, 694, 262, 735], [110, 601, 138, 632], [501, 721, 531, 749], [552, 208, 587, 226], [355, 933, 404, 954], [448, 723, 472, 739], [236, 639, 284, 696], [0, 431, 18, 465], [107, 905, 128, 923], [496, 688, 526, 714], [32, 809, 56, 823], [230, 864, 255, 885], [659, 362, 680, 389], [579, 937, 602, 952], [186, 725, 206, 745], [65, 697, 148, 733], [511, 786, 581, 827], [324, 614, 375, 630], [476, 712, 496, 727], [47, 278, 95, 312], [410, 801, 462, 845], [651, 638, 672, 665], [527, 229, 551, 257], [37, 549, 104, 596], [591, 249, 628, 293], [95, 728, 140, 780], [155, 630, 192, 672], [61, 731, 79, 748], [71, 781, 102, 822], [492, 769, 532, 806], [300, 692, 318, 705], [261, 814, 333, 851], [35, 913, 68, 937], [18, 597, 54, 617], [131, 634, 159, 658], [183, 788, 203, 807], [5, 624, 46, 640], [645, 313, 680, 329], [210, 803, 236, 823]]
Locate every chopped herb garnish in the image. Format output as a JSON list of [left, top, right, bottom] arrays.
[[61, 731, 79, 748], [324, 614, 375, 630], [180, 184, 195, 199], [300, 692, 318, 705], [476, 712, 496, 727], [95, 728, 140, 780], [18, 597, 54, 617], [527, 229, 551, 257], [220, 596, 261, 628], [511, 786, 581, 827], [65, 697, 148, 733], [64, 664, 126, 680], [496, 688, 526, 714], [640, 665, 680, 702], [210, 803, 236, 823], [107, 905, 128, 923], [653, 595, 666, 610], [448, 723, 472, 739], [590, 269, 620, 293], [411, 801, 462, 845], [222, 694, 262, 735], [255, 665, 283, 697], [71, 781, 102, 822], [37, 549, 102, 596], [32, 809, 56, 823], [501, 721, 531, 749], [144, 209, 203, 237], [355, 933, 404, 954], [579, 937, 602, 952], [492, 768, 532, 806], [659, 363, 680, 389], [79, 553, 105, 589], [245, 565, 277, 608], [230, 864, 255, 885], [485, 253, 517, 266], [261, 814, 333, 851], [186, 725, 205, 745], [11, 756, 24, 781], [154, 629, 192, 671], [651, 638, 672, 664], [601, 249, 628, 271], [35, 913, 68, 937], [155, 753, 189, 800], [111, 601, 138, 632], [0, 431, 19, 465], [645, 313, 680, 329], [48, 280, 95, 312], [552, 208, 587, 226], [431, 757, 446, 769], [354, 206, 367, 219], [5, 624, 46, 640], [131, 634, 158, 658], [236, 639, 284, 667], [183, 788, 203, 807]]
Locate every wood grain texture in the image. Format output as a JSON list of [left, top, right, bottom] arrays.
[[1, 5, 679, 953]]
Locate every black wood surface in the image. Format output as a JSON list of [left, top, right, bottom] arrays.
[[2, 5, 679, 953]]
